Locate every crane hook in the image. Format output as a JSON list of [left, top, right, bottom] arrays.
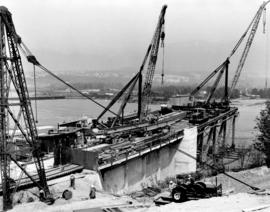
[[161, 31, 165, 47], [161, 25, 165, 84]]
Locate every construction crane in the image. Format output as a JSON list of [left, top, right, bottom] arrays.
[[0, 7, 166, 210], [95, 5, 167, 125], [190, 1, 270, 104], [95, 45, 150, 125], [229, 1, 270, 98], [139, 5, 167, 120], [189, 60, 229, 105], [0, 6, 53, 210], [0, 7, 168, 209]]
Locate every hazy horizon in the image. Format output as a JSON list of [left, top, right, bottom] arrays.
[[2, 0, 270, 87]]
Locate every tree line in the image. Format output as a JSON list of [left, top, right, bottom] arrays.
[[250, 88, 270, 98], [151, 86, 240, 100]]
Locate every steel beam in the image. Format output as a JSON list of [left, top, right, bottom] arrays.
[[232, 116, 236, 147], [224, 59, 229, 103], [222, 118, 227, 149], [0, 15, 12, 210], [201, 127, 214, 162]]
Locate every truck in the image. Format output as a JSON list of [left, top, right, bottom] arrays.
[[154, 176, 222, 205]]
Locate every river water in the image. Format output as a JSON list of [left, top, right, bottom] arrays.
[[231, 99, 266, 147], [27, 98, 267, 147], [30, 99, 160, 127]]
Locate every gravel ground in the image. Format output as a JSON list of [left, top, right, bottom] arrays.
[[3, 166, 270, 212]]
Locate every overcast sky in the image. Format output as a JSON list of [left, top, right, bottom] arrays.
[[1, 0, 269, 80]]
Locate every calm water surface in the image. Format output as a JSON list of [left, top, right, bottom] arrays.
[[231, 99, 266, 146], [28, 98, 266, 146], [31, 99, 159, 127]]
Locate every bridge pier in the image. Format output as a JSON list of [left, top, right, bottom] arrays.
[[100, 127, 197, 194], [198, 108, 239, 170]]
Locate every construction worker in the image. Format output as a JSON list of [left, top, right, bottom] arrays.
[[186, 174, 194, 185], [39, 189, 45, 201], [168, 180, 176, 191], [70, 174, 75, 189], [176, 176, 184, 185], [89, 185, 96, 199]]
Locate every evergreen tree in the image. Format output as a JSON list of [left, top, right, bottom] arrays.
[[255, 100, 270, 167]]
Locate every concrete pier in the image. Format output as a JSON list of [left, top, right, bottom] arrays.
[[101, 127, 197, 194]]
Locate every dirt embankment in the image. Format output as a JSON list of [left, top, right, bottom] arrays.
[[5, 166, 270, 212]]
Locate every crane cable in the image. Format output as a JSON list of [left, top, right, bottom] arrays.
[[38, 64, 118, 117], [228, 8, 259, 58], [161, 44, 165, 85], [191, 5, 262, 99], [17, 43, 118, 117], [175, 147, 260, 191], [263, 8, 267, 34], [33, 64, 38, 123], [161, 25, 165, 85], [264, 8, 269, 90]]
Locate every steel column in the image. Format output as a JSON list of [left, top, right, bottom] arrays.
[[201, 127, 213, 162], [212, 125, 217, 156], [222, 119, 227, 149], [0, 15, 12, 210], [232, 116, 236, 147], [224, 59, 229, 103]]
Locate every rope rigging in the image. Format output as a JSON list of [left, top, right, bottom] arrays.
[[4, 4, 168, 131], [264, 8, 269, 90], [95, 5, 167, 123], [190, 1, 270, 101], [161, 42, 165, 85], [140, 5, 167, 120], [176, 147, 259, 191], [263, 8, 267, 34], [33, 64, 38, 123], [17, 43, 118, 118], [229, 1, 270, 97]]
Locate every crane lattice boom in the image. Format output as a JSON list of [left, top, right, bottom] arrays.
[[230, 1, 270, 97], [140, 5, 167, 119], [0, 6, 50, 210]]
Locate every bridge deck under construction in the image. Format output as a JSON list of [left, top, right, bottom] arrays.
[[0, 106, 239, 194]]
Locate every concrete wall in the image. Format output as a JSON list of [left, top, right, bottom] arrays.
[[101, 127, 197, 194], [69, 149, 98, 170]]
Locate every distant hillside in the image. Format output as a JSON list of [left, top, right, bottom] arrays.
[[25, 68, 267, 92]]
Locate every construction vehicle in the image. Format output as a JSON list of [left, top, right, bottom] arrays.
[[0, 2, 265, 210], [154, 3, 270, 206], [154, 176, 222, 205], [170, 177, 222, 202]]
